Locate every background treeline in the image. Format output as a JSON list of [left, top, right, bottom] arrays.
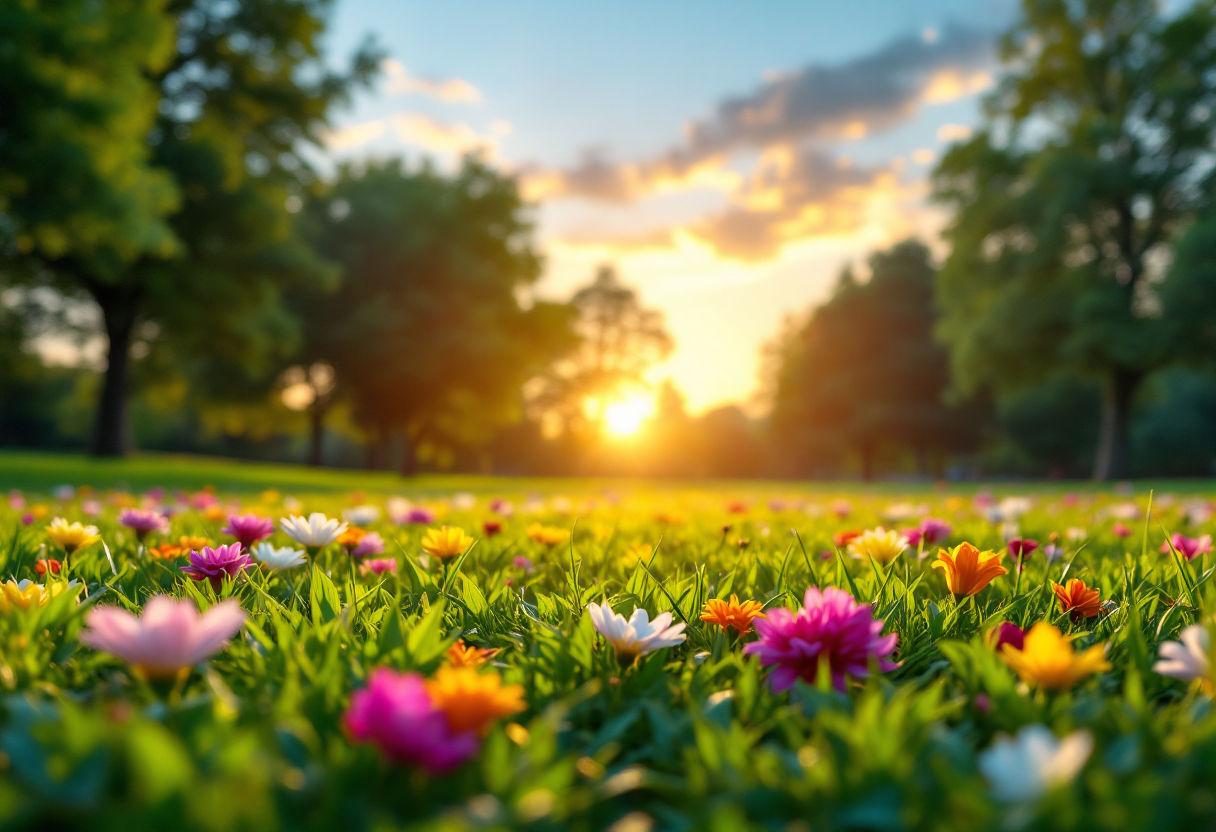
[[5, 0, 1216, 481]]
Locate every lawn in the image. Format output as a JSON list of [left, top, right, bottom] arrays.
[[2, 454, 1216, 830]]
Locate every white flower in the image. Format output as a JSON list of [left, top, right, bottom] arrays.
[[386, 496, 412, 523], [1065, 526, 1088, 542], [343, 505, 381, 527], [587, 601, 686, 661], [279, 513, 347, 549], [1154, 624, 1211, 685], [998, 496, 1032, 520], [283, 496, 302, 513], [251, 543, 307, 571], [978, 725, 1092, 803], [451, 492, 476, 510]]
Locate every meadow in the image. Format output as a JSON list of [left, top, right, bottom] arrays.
[[2, 455, 1216, 831]]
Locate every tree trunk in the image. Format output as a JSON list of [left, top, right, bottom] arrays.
[[307, 405, 325, 466], [90, 286, 140, 457], [1092, 368, 1141, 481]]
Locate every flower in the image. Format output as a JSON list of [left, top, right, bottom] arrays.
[[1052, 578, 1102, 620], [902, 518, 953, 548], [0, 579, 80, 614], [1000, 623, 1110, 689], [448, 639, 500, 667], [360, 558, 397, 575], [512, 555, 534, 572], [1112, 523, 1133, 538], [221, 514, 274, 549], [420, 526, 474, 559], [988, 622, 1025, 653], [343, 505, 381, 527], [180, 543, 253, 590], [147, 543, 184, 560], [425, 665, 526, 734], [400, 507, 436, 525], [587, 601, 687, 662], [118, 508, 169, 540], [338, 527, 368, 552], [280, 513, 348, 550], [178, 535, 211, 552], [700, 595, 767, 635], [744, 587, 898, 693], [846, 527, 908, 564], [526, 523, 571, 547], [80, 596, 245, 678], [350, 532, 385, 558], [931, 543, 1008, 597], [832, 530, 861, 548], [344, 668, 479, 772], [1161, 533, 1213, 561], [1154, 624, 1213, 693], [482, 520, 503, 537], [251, 542, 307, 571], [1007, 538, 1039, 559], [34, 558, 62, 575], [978, 725, 1093, 802], [45, 518, 100, 555]]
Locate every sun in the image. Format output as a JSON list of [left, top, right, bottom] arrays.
[[602, 396, 654, 437]]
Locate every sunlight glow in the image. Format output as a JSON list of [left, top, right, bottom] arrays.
[[603, 396, 655, 437]]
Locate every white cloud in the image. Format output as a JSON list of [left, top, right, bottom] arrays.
[[382, 59, 482, 103]]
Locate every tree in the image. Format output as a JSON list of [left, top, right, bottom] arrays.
[[768, 240, 984, 479], [2, 0, 377, 456], [531, 264, 673, 439], [298, 157, 577, 474], [933, 0, 1216, 479]]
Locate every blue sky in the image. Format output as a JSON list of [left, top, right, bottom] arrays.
[[322, 0, 1019, 413]]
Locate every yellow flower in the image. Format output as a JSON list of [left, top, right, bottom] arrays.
[[28, 505, 49, 520], [847, 527, 909, 564], [1001, 623, 1111, 690], [932, 542, 1008, 597], [0, 579, 80, 614], [448, 639, 500, 667], [623, 541, 653, 565], [426, 666, 526, 734], [526, 523, 570, 547], [421, 526, 475, 559], [202, 505, 225, 522], [700, 595, 766, 635], [178, 536, 211, 552], [45, 518, 101, 555]]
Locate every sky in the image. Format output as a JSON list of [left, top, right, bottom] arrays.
[[322, 0, 1020, 415]]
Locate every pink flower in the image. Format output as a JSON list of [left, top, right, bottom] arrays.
[[20, 513, 35, 526], [744, 587, 898, 692], [344, 668, 479, 772], [903, 518, 952, 547], [82, 500, 102, 517], [221, 514, 274, 549], [190, 492, 219, 510], [1112, 523, 1133, 538], [512, 555, 534, 572], [1007, 538, 1039, 559], [361, 558, 397, 575], [180, 543, 253, 590], [8, 491, 26, 510], [988, 622, 1025, 653], [80, 596, 245, 678], [1161, 533, 1212, 561], [119, 508, 169, 540], [350, 532, 385, 558], [403, 508, 435, 525]]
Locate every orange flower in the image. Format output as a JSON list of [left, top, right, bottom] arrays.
[[832, 530, 862, 548], [1052, 579, 1102, 621], [932, 542, 1008, 597], [338, 527, 367, 551], [426, 666, 525, 734], [146, 544, 184, 560], [700, 595, 766, 635], [448, 639, 500, 667], [34, 559, 62, 575], [422, 526, 475, 559]]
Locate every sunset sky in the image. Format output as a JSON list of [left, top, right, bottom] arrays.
[[324, 0, 1019, 414]]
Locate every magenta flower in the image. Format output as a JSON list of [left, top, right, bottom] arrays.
[[1112, 523, 1132, 538], [80, 596, 245, 678], [902, 518, 953, 548], [350, 532, 385, 558], [403, 507, 436, 524], [119, 508, 169, 541], [1007, 538, 1039, 559], [180, 543, 253, 590], [344, 668, 479, 772], [988, 622, 1025, 653], [745, 587, 898, 692], [513, 555, 534, 572], [1161, 533, 1212, 561], [361, 558, 397, 575], [221, 514, 274, 549]]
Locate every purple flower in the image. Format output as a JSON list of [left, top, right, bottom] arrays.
[[403, 508, 436, 525], [744, 587, 898, 693], [119, 508, 169, 541], [344, 668, 479, 772], [350, 532, 385, 558], [221, 514, 274, 549], [180, 543, 253, 591]]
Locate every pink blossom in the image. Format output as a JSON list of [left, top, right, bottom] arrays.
[[1161, 533, 1213, 561], [512, 555, 534, 572], [80, 596, 245, 678], [8, 491, 25, 510], [344, 668, 479, 772], [988, 622, 1025, 653], [82, 500, 102, 517], [903, 518, 952, 547], [221, 514, 274, 549], [20, 513, 35, 526], [1112, 523, 1133, 538], [744, 587, 898, 692], [119, 508, 169, 540], [361, 558, 397, 575], [190, 492, 219, 510], [403, 508, 435, 525], [180, 543, 253, 590], [350, 532, 385, 558]]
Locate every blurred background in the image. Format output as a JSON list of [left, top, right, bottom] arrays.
[[4, 0, 1216, 481]]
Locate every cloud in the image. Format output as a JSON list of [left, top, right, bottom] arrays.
[[382, 58, 482, 103], [322, 120, 388, 151], [937, 123, 974, 142], [323, 113, 499, 157]]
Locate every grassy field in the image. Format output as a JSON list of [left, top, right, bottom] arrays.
[[4, 453, 1216, 830]]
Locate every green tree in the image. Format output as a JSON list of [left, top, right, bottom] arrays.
[[2, 0, 376, 456], [768, 240, 983, 480], [298, 157, 576, 473], [933, 0, 1216, 479]]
